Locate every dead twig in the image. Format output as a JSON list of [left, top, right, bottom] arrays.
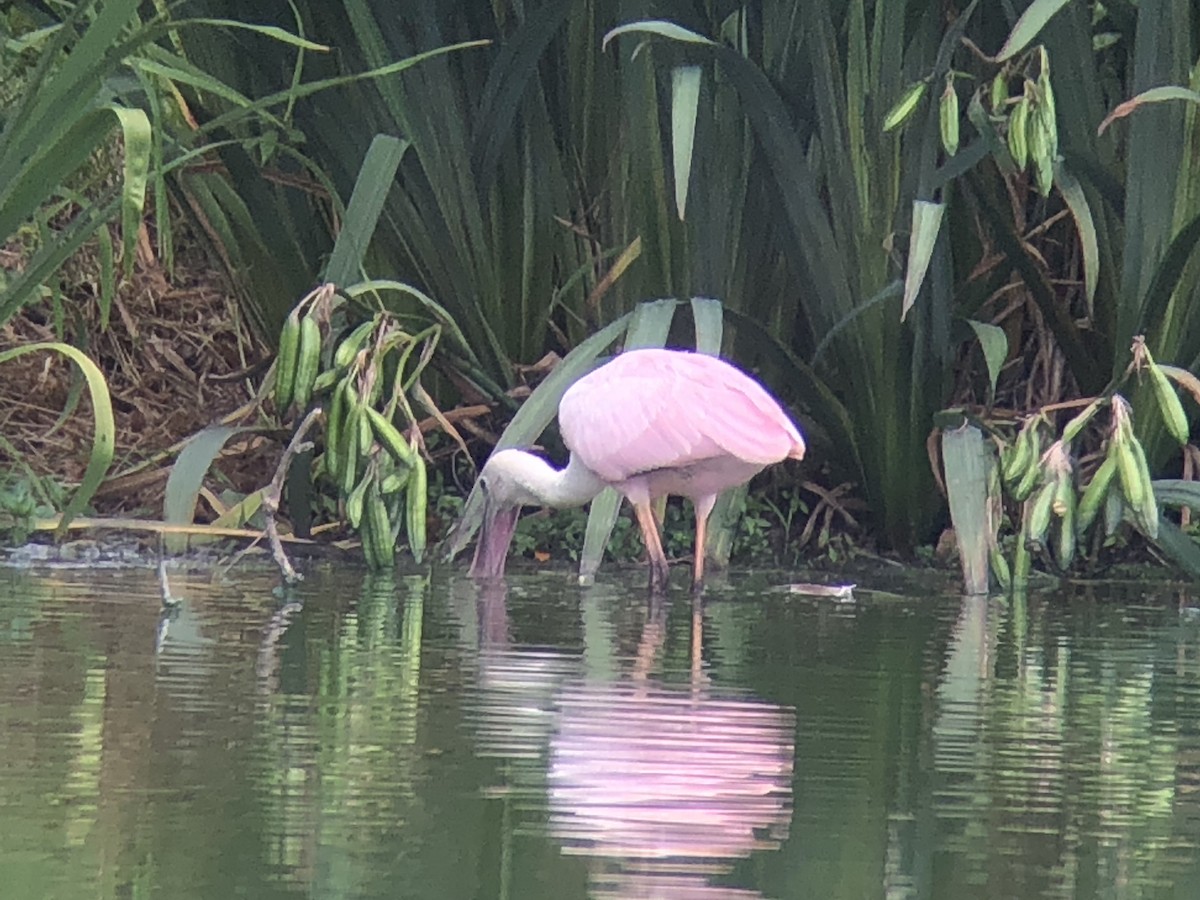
[[262, 408, 321, 585]]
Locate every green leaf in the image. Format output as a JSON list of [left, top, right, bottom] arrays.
[[443, 310, 636, 561], [1153, 480, 1200, 510], [602, 20, 715, 53], [108, 105, 152, 279], [966, 320, 1008, 398], [941, 424, 993, 594], [96, 224, 115, 331], [470, 5, 571, 184], [344, 279, 472, 358], [691, 297, 724, 355], [578, 300, 679, 581], [901, 201, 945, 321], [0, 196, 121, 327], [577, 489, 623, 585], [623, 298, 677, 349], [0, 342, 114, 536], [670, 65, 702, 221], [1053, 160, 1100, 315], [1148, 512, 1200, 580], [995, 0, 1072, 62], [1136, 211, 1200, 336], [164, 425, 251, 552], [324, 135, 409, 287]]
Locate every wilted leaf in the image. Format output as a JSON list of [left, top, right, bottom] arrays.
[[1098, 85, 1200, 135]]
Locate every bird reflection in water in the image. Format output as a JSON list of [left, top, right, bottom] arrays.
[[462, 580, 794, 898]]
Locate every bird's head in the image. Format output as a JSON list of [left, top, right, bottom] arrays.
[[469, 449, 531, 579]]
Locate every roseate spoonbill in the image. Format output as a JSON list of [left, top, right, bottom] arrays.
[[469, 348, 806, 590]]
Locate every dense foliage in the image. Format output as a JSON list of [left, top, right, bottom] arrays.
[[4, 0, 1200, 585]]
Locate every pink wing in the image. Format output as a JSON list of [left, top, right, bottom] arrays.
[[558, 349, 804, 484]]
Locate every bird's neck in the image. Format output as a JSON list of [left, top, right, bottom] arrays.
[[509, 452, 607, 508]]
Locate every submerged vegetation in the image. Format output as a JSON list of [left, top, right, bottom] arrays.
[[3, 0, 1200, 590]]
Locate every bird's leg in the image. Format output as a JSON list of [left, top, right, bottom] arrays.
[[634, 500, 671, 592], [691, 495, 717, 592]]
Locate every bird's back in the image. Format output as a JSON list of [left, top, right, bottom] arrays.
[[558, 348, 804, 485]]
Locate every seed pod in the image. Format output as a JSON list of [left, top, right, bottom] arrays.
[[1025, 480, 1057, 550], [334, 319, 376, 370], [1003, 422, 1035, 486], [1076, 453, 1118, 538], [1147, 358, 1190, 445], [1028, 106, 1053, 195], [406, 453, 428, 564], [1012, 440, 1044, 502], [291, 314, 322, 412], [883, 81, 928, 132], [1036, 51, 1058, 158], [1103, 490, 1125, 538], [1008, 96, 1029, 170], [989, 544, 1012, 592], [940, 79, 960, 156], [1013, 510, 1033, 589], [346, 470, 371, 530], [339, 400, 364, 497], [990, 72, 1008, 113], [273, 309, 302, 412], [380, 470, 408, 494], [364, 485, 394, 571], [1054, 478, 1077, 570], [366, 405, 418, 467], [1115, 437, 1145, 512], [324, 378, 349, 483], [1128, 437, 1159, 539], [1062, 398, 1103, 445]]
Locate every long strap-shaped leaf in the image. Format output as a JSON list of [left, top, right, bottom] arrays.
[[441, 311, 635, 561], [0, 343, 114, 536], [577, 300, 679, 583]]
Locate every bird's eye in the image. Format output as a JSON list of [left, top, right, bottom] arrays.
[[478, 476, 489, 497]]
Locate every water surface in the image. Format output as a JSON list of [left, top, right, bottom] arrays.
[[2, 563, 1199, 899]]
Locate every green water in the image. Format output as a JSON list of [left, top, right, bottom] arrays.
[[2, 563, 1200, 899]]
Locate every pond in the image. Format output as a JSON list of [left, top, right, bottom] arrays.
[[2, 561, 1199, 899]]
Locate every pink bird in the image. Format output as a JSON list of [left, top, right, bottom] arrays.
[[469, 348, 806, 590]]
